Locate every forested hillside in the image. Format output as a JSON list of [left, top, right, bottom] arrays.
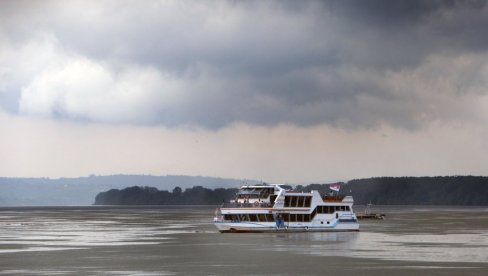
[[95, 186, 239, 205], [94, 176, 488, 206], [347, 176, 488, 205]]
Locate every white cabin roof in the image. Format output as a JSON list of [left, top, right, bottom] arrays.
[[240, 184, 285, 189]]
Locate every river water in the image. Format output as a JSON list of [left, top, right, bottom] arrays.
[[0, 206, 487, 275]]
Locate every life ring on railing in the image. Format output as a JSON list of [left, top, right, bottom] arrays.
[[253, 201, 259, 207], [305, 226, 309, 231]]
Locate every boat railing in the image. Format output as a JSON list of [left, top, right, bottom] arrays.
[[220, 202, 273, 208]]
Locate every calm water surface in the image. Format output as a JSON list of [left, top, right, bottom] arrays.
[[0, 206, 487, 275]]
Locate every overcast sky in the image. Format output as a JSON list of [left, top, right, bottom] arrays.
[[1, 0, 488, 183]]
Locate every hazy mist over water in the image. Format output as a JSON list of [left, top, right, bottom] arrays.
[[1, 206, 487, 275]]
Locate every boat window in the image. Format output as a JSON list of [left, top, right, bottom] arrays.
[[258, 214, 267, 222], [291, 196, 298, 207], [317, 205, 333, 213], [345, 206, 350, 211], [249, 214, 258, 222], [266, 214, 274, 221], [239, 214, 249, 221], [259, 188, 273, 199], [269, 195, 277, 204], [297, 196, 304, 207], [304, 196, 311, 207], [304, 214, 311, 222], [289, 214, 296, 222], [297, 214, 304, 222], [284, 196, 291, 207]]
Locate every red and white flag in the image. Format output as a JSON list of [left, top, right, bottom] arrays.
[[329, 183, 341, 192]]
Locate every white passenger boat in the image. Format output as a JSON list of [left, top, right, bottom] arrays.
[[213, 184, 359, 233]]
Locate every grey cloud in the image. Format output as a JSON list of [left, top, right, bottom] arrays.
[[1, 0, 488, 129]]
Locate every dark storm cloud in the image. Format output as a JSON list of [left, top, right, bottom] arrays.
[[320, 0, 488, 69], [1, 0, 488, 129]]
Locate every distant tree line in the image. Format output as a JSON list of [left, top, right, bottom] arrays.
[[346, 176, 488, 205], [94, 176, 488, 205], [94, 186, 238, 205]]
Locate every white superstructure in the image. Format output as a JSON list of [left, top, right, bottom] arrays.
[[214, 184, 359, 233]]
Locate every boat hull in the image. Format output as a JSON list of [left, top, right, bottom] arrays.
[[214, 220, 359, 233]]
